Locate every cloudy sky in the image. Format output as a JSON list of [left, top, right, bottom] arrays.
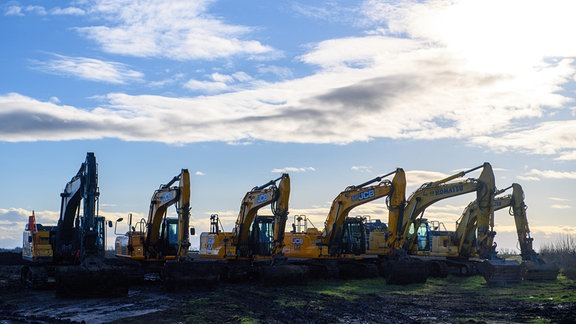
[[1, 0, 575, 253]]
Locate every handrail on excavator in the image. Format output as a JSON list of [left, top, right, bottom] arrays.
[[431, 162, 487, 186], [350, 169, 397, 190], [253, 175, 283, 191]]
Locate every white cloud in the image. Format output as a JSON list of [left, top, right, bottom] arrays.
[[351, 166, 372, 173], [405, 170, 448, 187], [184, 79, 229, 93], [551, 205, 572, 209], [524, 169, 576, 181], [271, 167, 316, 173], [24, 5, 47, 15], [471, 119, 576, 159], [4, 4, 84, 16], [4, 5, 23, 16], [195, 171, 205, 176], [516, 176, 540, 182], [184, 72, 256, 94], [497, 224, 576, 236], [257, 65, 294, 79], [75, 0, 276, 61], [0, 208, 59, 249], [50, 7, 85, 16], [32, 55, 144, 84]]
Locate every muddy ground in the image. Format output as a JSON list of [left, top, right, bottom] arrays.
[[2, 252, 576, 323]]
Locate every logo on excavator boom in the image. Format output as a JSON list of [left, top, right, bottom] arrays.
[[431, 185, 464, 196], [352, 189, 375, 202], [256, 193, 269, 203]]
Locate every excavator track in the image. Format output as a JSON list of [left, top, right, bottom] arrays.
[[337, 261, 380, 279], [162, 259, 223, 291], [257, 263, 309, 285], [55, 258, 128, 298], [20, 265, 54, 289], [478, 259, 522, 286], [381, 258, 429, 285]]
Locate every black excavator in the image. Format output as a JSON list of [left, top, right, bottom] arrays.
[[21, 152, 128, 297]]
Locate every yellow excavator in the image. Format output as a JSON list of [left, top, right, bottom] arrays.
[[488, 183, 558, 280], [21, 152, 128, 297], [198, 173, 308, 283], [114, 169, 221, 289], [114, 170, 192, 270], [283, 169, 428, 283], [379, 162, 522, 284]]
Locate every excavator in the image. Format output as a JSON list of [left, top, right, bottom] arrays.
[[21, 152, 128, 297], [283, 169, 429, 283], [485, 183, 558, 280], [114, 169, 221, 289], [198, 173, 308, 283], [381, 162, 522, 285]]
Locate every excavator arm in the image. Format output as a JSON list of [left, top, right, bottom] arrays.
[[234, 174, 289, 257], [492, 183, 558, 280], [144, 169, 191, 258], [53, 152, 101, 261], [271, 173, 290, 257]]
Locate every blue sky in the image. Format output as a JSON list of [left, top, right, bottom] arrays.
[[1, 0, 575, 253]]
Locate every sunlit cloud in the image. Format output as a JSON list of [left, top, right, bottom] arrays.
[[0, 208, 59, 249], [550, 197, 570, 202], [0, 0, 575, 164], [406, 170, 448, 187], [551, 205, 572, 209], [523, 169, 576, 181]]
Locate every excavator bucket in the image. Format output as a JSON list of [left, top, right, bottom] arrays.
[[380, 258, 429, 285], [522, 260, 559, 281], [478, 259, 522, 286], [162, 259, 223, 291], [54, 256, 128, 298]]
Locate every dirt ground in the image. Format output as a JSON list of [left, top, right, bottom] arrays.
[[2, 251, 576, 323]]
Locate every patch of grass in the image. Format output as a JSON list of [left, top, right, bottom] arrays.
[[275, 298, 308, 308], [237, 317, 258, 324], [305, 278, 426, 300], [475, 275, 576, 304]]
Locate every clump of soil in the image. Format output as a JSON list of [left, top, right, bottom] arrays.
[[0, 252, 23, 265]]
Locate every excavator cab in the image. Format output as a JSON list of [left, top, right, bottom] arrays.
[[340, 218, 366, 256], [160, 217, 180, 257], [250, 216, 274, 256]]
